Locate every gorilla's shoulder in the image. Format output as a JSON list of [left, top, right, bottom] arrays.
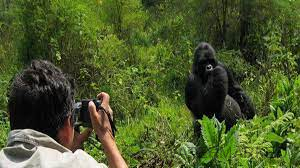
[[186, 73, 201, 92]]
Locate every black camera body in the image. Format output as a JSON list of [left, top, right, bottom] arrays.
[[73, 99, 101, 127], [73, 98, 117, 137]]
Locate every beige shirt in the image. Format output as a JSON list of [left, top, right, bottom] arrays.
[[0, 129, 107, 168]]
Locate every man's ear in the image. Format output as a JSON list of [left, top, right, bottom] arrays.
[[57, 116, 74, 150]]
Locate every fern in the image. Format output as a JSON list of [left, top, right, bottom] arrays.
[[237, 111, 295, 163], [219, 126, 238, 162], [196, 116, 239, 167], [201, 116, 218, 148], [174, 142, 196, 167]]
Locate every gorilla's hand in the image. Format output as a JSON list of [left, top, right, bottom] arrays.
[[206, 66, 228, 89], [204, 66, 228, 104]]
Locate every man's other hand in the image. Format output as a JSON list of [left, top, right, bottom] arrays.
[[71, 128, 92, 152]]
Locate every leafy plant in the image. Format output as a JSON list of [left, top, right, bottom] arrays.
[[194, 116, 238, 167], [174, 142, 196, 167]]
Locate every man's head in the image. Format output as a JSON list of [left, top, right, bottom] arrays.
[[8, 60, 74, 142]]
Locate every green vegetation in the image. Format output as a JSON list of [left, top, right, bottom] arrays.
[[1, 0, 300, 167]]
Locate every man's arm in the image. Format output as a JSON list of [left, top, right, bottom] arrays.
[[88, 92, 128, 168]]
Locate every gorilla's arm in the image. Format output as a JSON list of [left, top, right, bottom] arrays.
[[203, 66, 228, 118], [223, 95, 242, 130], [185, 74, 204, 119], [219, 62, 255, 119]]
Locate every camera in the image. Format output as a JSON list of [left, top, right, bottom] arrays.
[[73, 99, 101, 127], [73, 99, 117, 137]]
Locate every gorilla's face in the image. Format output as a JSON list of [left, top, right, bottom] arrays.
[[193, 42, 217, 82]]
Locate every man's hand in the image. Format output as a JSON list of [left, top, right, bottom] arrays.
[[88, 92, 114, 141], [88, 92, 128, 168], [71, 128, 92, 152]]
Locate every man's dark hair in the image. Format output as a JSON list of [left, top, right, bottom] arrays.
[[8, 60, 74, 140]]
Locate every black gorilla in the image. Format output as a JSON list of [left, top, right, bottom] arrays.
[[185, 42, 255, 130]]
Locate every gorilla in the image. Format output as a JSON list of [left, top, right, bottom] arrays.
[[185, 42, 255, 131]]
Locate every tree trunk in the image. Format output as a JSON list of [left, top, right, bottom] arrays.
[[221, 0, 228, 47], [240, 0, 255, 64]]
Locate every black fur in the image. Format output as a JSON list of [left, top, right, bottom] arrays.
[[185, 42, 255, 130]]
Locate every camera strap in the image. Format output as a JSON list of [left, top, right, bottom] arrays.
[[98, 106, 117, 137]]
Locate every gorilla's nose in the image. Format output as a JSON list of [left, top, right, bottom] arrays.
[[206, 64, 213, 71]]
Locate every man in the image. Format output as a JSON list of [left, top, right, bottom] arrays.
[[0, 60, 127, 168]]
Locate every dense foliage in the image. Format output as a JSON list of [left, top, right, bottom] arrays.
[[0, 0, 299, 167]]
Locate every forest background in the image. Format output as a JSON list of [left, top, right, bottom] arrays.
[[0, 0, 300, 167]]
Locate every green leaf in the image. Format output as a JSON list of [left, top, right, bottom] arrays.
[[220, 126, 238, 161], [55, 51, 61, 61], [201, 148, 216, 164], [277, 108, 284, 118], [281, 149, 291, 167], [225, 125, 238, 145], [130, 146, 140, 153], [177, 142, 196, 156], [265, 132, 284, 143], [201, 116, 218, 148]]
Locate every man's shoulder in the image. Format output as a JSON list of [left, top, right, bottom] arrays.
[[0, 144, 107, 168], [0, 129, 107, 168], [36, 148, 108, 168], [73, 149, 108, 167]]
